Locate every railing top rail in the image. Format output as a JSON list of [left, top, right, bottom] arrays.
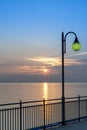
[[65, 97, 78, 100], [0, 95, 87, 107], [80, 96, 87, 98], [22, 98, 61, 104], [0, 102, 20, 107], [0, 98, 62, 107], [43, 98, 61, 102], [65, 96, 87, 100]]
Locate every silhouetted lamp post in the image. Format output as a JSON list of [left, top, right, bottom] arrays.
[[61, 32, 81, 125]]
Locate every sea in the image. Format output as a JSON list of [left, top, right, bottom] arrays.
[[0, 82, 87, 104]]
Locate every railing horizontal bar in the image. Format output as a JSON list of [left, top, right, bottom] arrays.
[[0, 102, 20, 107], [0, 107, 20, 111], [44, 98, 61, 102], [21, 98, 61, 105], [22, 104, 43, 108], [65, 99, 87, 104], [80, 96, 87, 98], [22, 102, 61, 109], [65, 97, 78, 100], [66, 96, 87, 100], [0, 96, 87, 107]]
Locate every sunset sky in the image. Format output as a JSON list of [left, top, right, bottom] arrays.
[[0, 0, 87, 82]]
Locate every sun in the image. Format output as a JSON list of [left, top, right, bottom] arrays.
[[43, 69, 48, 73]]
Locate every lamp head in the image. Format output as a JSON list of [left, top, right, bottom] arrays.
[[72, 37, 81, 51]]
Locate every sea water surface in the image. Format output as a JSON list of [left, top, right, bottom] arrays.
[[0, 82, 87, 104]]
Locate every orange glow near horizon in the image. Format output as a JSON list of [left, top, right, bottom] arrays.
[[1, 55, 84, 75]]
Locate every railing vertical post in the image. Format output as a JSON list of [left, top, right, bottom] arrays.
[[20, 100, 22, 130], [86, 99, 87, 116], [78, 95, 80, 121], [43, 98, 45, 130]]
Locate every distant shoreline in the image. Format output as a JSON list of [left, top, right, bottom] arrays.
[[0, 81, 87, 83]]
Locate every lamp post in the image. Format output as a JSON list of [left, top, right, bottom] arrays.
[[61, 32, 81, 125]]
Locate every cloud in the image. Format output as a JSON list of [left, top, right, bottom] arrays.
[[66, 52, 87, 58], [0, 64, 51, 75], [64, 58, 84, 66], [24, 57, 60, 66], [73, 52, 87, 56], [16, 65, 50, 74], [24, 56, 85, 66]]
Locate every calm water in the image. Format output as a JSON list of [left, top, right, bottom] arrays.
[[0, 82, 87, 104]]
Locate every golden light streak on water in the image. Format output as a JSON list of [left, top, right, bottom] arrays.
[[43, 82, 48, 100]]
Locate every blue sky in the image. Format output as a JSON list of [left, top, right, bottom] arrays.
[[0, 0, 87, 82]]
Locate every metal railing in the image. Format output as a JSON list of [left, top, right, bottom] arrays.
[[0, 95, 87, 130]]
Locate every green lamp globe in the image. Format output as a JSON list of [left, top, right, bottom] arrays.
[[72, 37, 81, 51]]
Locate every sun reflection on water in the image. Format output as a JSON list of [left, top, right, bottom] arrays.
[[43, 82, 48, 100], [43, 83, 52, 120]]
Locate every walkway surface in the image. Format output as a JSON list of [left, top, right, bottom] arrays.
[[49, 120, 87, 130]]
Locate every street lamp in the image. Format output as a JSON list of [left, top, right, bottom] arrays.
[[61, 32, 81, 125]]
